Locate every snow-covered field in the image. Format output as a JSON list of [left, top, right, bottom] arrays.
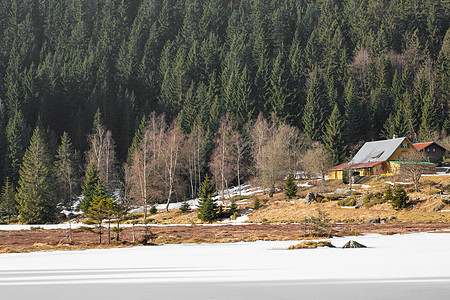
[[1, 232, 450, 299]]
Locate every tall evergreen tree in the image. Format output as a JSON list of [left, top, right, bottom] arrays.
[[197, 175, 217, 223], [16, 126, 56, 224], [0, 177, 17, 222], [302, 68, 327, 141], [80, 163, 105, 214], [4, 109, 29, 185], [323, 104, 346, 165]]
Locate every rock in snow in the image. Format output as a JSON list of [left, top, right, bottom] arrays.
[[342, 240, 367, 248]]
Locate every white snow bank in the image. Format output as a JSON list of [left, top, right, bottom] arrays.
[[0, 232, 449, 285], [386, 181, 411, 186]]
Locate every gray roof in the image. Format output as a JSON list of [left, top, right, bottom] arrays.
[[351, 137, 407, 164]]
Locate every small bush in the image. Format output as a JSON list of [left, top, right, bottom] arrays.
[[337, 197, 357, 207], [324, 194, 346, 201], [426, 189, 441, 195], [384, 187, 393, 201], [149, 206, 158, 214], [253, 198, 261, 209], [392, 186, 409, 210], [365, 198, 386, 208], [407, 188, 416, 193], [180, 200, 191, 213]]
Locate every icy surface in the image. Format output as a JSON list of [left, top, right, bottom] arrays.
[[1, 232, 450, 284]]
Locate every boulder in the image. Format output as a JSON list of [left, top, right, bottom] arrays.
[[355, 195, 364, 208], [388, 216, 397, 220], [366, 217, 380, 224], [342, 240, 367, 248], [304, 192, 316, 204], [334, 188, 352, 195], [433, 203, 444, 212]]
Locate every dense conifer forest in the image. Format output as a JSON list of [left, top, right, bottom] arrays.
[[0, 0, 448, 223]]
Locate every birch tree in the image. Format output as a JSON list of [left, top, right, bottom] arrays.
[[209, 114, 236, 199]]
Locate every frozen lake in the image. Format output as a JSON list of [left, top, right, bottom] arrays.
[[1, 232, 450, 299]]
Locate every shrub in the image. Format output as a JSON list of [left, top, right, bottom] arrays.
[[301, 210, 331, 237], [337, 197, 356, 207], [384, 187, 393, 201], [285, 173, 297, 199], [426, 189, 441, 195], [228, 200, 237, 215], [253, 198, 261, 210], [365, 198, 386, 208], [180, 200, 191, 213], [324, 194, 346, 201], [149, 206, 158, 214]]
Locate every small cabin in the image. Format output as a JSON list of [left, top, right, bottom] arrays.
[[328, 137, 437, 179]]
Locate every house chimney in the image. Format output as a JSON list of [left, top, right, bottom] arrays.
[[393, 135, 398, 139]]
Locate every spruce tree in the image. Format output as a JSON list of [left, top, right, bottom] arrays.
[[0, 177, 17, 222], [285, 172, 297, 199], [197, 175, 217, 223], [5, 109, 29, 185], [323, 104, 346, 165], [419, 90, 438, 141], [302, 69, 327, 141], [392, 186, 408, 210], [126, 115, 148, 165], [80, 163, 104, 214], [343, 78, 362, 144], [16, 126, 56, 224]]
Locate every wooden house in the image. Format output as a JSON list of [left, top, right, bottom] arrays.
[[413, 142, 447, 165], [328, 137, 437, 179]]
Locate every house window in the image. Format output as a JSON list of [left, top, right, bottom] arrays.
[[427, 148, 430, 152], [433, 148, 435, 152], [401, 143, 410, 148]]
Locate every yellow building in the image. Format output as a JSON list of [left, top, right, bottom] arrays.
[[328, 137, 437, 180]]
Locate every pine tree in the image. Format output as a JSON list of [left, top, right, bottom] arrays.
[[323, 104, 346, 165], [16, 126, 56, 224], [197, 175, 217, 223], [285, 172, 297, 199]]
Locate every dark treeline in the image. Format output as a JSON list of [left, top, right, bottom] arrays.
[[0, 0, 449, 223]]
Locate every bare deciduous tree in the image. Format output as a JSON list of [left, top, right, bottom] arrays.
[[301, 142, 333, 181], [159, 120, 184, 212], [185, 124, 204, 199], [87, 123, 118, 192], [398, 151, 428, 191], [129, 113, 165, 218], [209, 114, 236, 199], [251, 114, 301, 196]]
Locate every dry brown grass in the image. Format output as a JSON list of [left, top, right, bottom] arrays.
[[288, 240, 334, 249]]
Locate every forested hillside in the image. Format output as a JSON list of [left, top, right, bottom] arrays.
[[0, 0, 449, 222]]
